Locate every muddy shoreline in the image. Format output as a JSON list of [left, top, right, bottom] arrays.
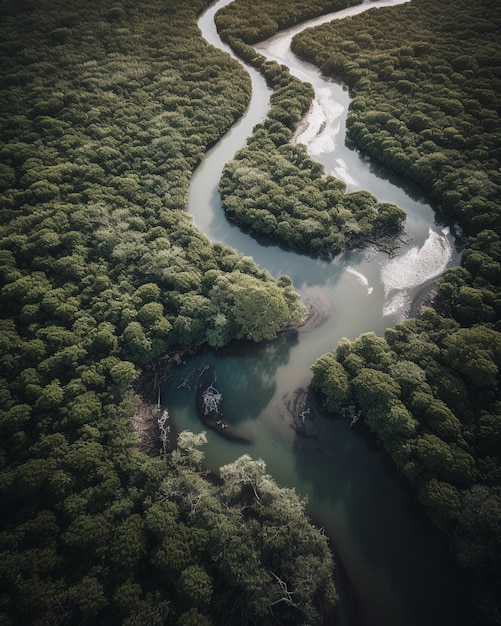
[[407, 280, 440, 318]]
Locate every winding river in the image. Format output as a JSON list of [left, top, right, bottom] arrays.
[[164, 1, 473, 624]]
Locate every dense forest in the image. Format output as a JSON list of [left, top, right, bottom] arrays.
[[0, 0, 338, 624], [287, 0, 501, 622], [2, 0, 500, 623], [215, 0, 359, 44]]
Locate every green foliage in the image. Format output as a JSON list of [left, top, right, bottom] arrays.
[[417, 479, 461, 529], [216, 29, 405, 258], [220, 127, 405, 256], [453, 486, 501, 578], [208, 270, 303, 344], [444, 327, 501, 387], [291, 0, 501, 241], [164, 445, 338, 625], [312, 309, 501, 616], [311, 351, 350, 412], [215, 0, 361, 44], [297, 5, 501, 615], [0, 0, 325, 624]]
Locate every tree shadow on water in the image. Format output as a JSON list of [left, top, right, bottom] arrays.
[[212, 331, 299, 425], [165, 331, 299, 430], [290, 402, 474, 626]]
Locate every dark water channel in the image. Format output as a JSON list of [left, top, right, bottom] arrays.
[[163, 1, 473, 624]]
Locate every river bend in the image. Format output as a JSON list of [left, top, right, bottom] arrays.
[[165, 2, 470, 625]]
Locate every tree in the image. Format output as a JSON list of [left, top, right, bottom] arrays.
[[389, 360, 427, 399], [69, 576, 108, 618], [121, 322, 152, 366], [417, 478, 461, 530], [410, 393, 461, 442], [445, 327, 501, 387], [350, 332, 394, 370], [62, 513, 111, 564], [209, 272, 297, 343], [453, 486, 501, 577], [352, 367, 400, 411], [178, 565, 212, 610], [311, 352, 350, 412], [414, 433, 454, 481], [454, 286, 495, 325], [110, 360, 138, 389], [109, 514, 146, 574], [177, 608, 211, 626]]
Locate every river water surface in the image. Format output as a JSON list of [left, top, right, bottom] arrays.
[[164, 1, 472, 624]]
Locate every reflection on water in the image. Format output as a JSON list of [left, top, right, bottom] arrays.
[[254, 0, 458, 322], [163, 1, 473, 625], [165, 344, 472, 626], [382, 228, 452, 292], [381, 227, 453, 319], [345, 265, 374, 295], [294, 86, 344, 157]]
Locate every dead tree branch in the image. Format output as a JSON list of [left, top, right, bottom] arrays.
[[341, 404, 361, 427], [158, 409, 170, 456], [269, 571, 301, 610], [201, 384, 222, 416], [177, 368, 195, 390]]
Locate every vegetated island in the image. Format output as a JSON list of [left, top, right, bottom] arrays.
[[215, 0, 408, 259]]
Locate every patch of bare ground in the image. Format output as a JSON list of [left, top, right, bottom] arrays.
[[130, 403, 162, 455], [408, 281, 448, 318], [291, 105, 313, 142]]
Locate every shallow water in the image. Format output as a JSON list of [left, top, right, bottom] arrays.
[[163, 2, 472, 624]]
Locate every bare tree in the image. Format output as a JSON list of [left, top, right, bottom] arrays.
[[201, 384, 222, 416], [158, 410, 170, 456]]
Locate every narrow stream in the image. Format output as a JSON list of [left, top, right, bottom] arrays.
[[164, 1, 472, 624]]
